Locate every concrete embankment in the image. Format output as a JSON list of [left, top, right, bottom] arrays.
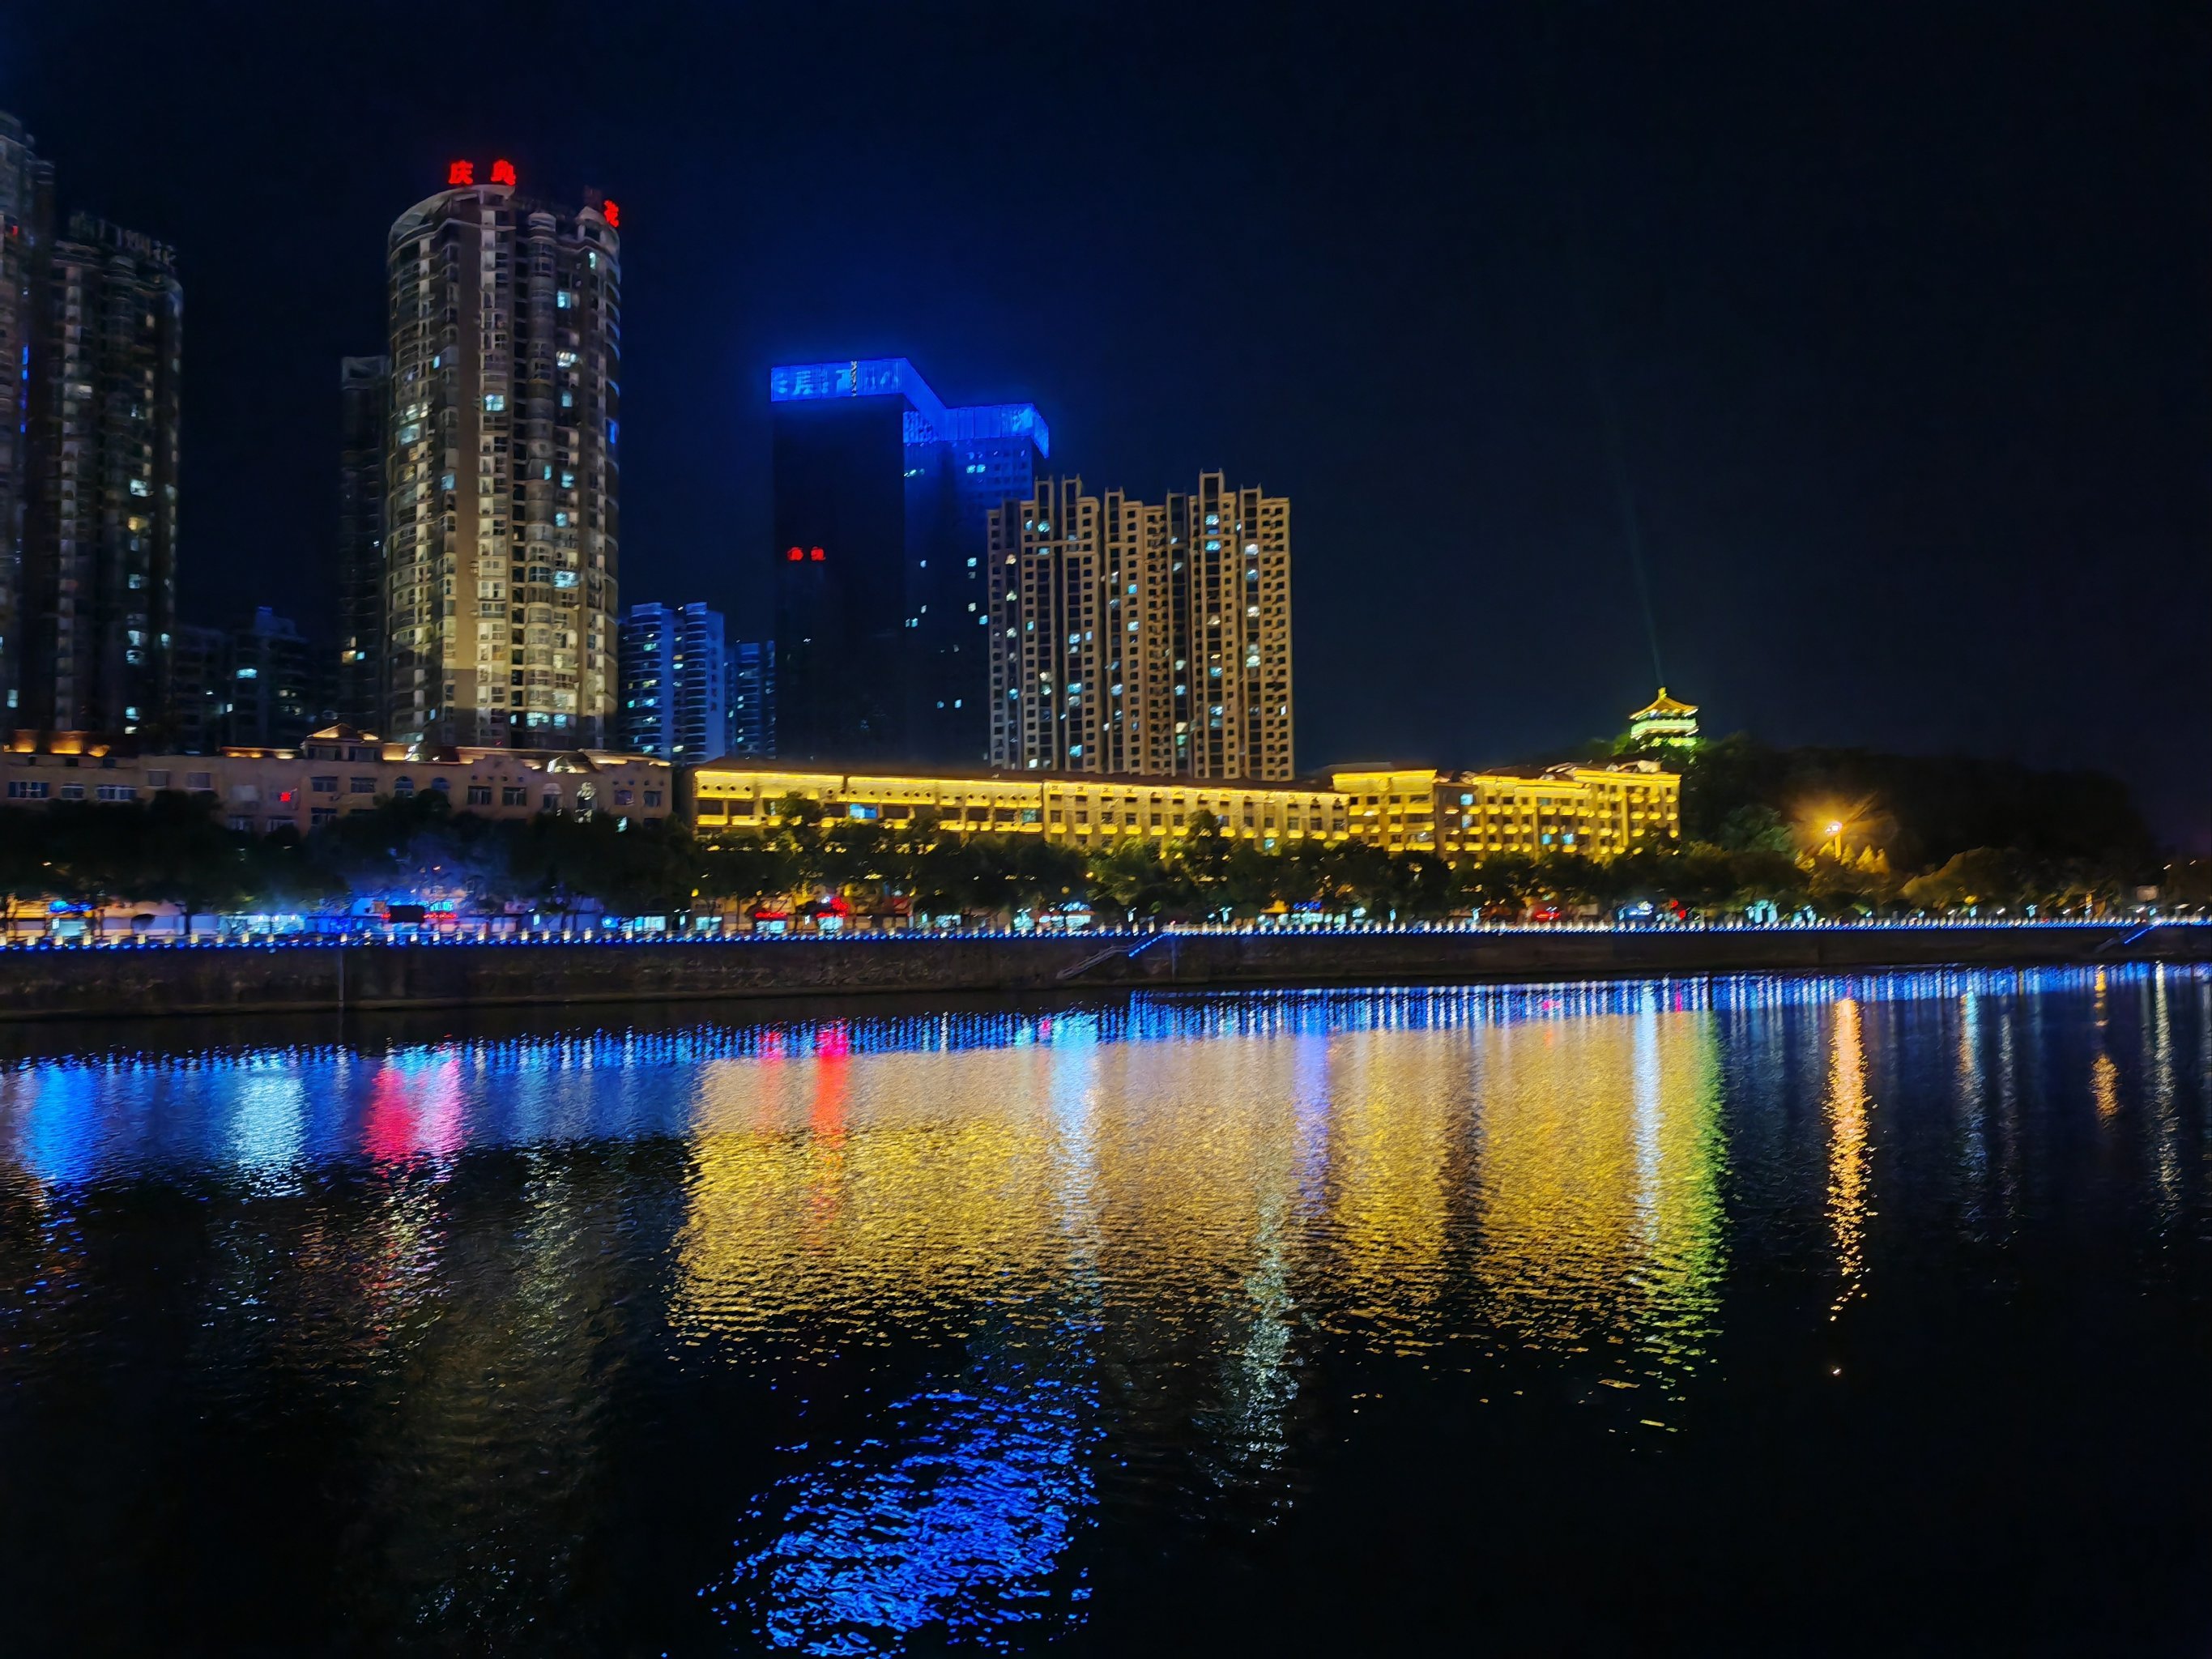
[[0, 923, 2204, 1022]]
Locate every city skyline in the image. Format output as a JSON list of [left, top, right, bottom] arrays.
[[0, 6, 2204, 845], [0, 15, 2200, 1648]]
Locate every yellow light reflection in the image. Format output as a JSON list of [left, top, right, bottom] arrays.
[[1826, 998, 1870, 1320], [2091, 1053, 2120, 1119], [672, 999, 1729, 1398], [1464, 1000, 1726, 1385]]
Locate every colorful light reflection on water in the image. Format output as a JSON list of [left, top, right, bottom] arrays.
[[0, 966, 2206, 1653]]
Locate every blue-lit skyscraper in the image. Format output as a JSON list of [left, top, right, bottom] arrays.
[[619, 601, 730, 762], [769, 358, 1048, 763], [726, 638, 774, 757]]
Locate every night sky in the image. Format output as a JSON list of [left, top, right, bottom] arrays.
[[7, 3, 2206, 847]]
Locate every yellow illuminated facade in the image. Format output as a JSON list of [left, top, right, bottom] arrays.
[[1437, 762, 1681, 859], [691, 763, 1351, 847], [1328, 766, 1444, 854], [687, 757, 1677, 859]]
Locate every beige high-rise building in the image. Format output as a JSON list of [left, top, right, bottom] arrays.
[[382, 162, 620, 748], [1170, 473, 1292, 779], [989, 470, 1290, 780]]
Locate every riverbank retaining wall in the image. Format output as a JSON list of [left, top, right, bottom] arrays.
[[0, 924, 2205, 1021]]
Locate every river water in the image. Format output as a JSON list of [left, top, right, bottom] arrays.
[[2, 966, 2206, 1655]]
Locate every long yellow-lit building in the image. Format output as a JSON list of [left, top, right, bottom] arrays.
[[688, 757, 1678, 860]]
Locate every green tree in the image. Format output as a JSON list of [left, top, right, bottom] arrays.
[[139, 791, 254, 924], [1902, 847, 2030, 914], [1458, 852, 1541, 921], [1089, 835, 1183, 923], [1383, 850, 1458, 920], [1713, 803, 1792, 854]]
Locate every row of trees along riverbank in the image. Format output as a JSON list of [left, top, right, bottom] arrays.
[[2, 748, 2200, 928]]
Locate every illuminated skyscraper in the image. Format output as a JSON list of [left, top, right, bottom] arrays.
[[769, 357, 1047, 763], [23, 213, 181, 736], [987, 478, 1177, 775], [382, 160, 620, 748], [989, 471, 1292, 780], [335, 355, 389, 728], [1172, 474, 1293, 780]]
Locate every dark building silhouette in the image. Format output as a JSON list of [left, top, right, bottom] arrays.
[[0, 112, 53, 725], [162, 608, 332, 753], [227, 607, 329, 749], [164, 622, 227, 753], [335, 355, 388, 728], [769, 358, 1045, 763], [3, 106, 181, 740]]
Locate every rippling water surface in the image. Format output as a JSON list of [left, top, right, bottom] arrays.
[[2, 967, 2206, 1653]]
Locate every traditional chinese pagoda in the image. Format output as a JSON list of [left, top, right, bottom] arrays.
[[1629, 689, 1700, 750]]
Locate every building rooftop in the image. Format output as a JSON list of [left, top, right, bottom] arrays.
[[1474, 760, 1671, 781], [695, 757, 1349, 793], [768, 357, 1051, 457], [1633, 688, 1698, 718]]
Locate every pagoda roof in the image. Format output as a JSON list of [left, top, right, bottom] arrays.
[[1632, 688, 1698, 718]]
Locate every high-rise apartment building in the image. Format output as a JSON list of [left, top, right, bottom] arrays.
[[1173, 474, 1292, 779], [727, 638, 774, 758], [382, 161, 620, 749], [618, 599, 729, 762], [989, 471, 1292, 780], [23, 213, 181, 737], [769, 358, 1046, 763], [0, 113, 53, 723], [616, 603, 663, 757], [227, 607, 330, 750], [335, 355, 389, 728]]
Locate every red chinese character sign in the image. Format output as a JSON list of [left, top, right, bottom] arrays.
[[447, 160, 475, 187], [602, 199, 620, 228], [491, 159, 518, 187]]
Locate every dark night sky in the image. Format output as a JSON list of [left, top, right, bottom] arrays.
[[8, 2, 2207, 847]]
